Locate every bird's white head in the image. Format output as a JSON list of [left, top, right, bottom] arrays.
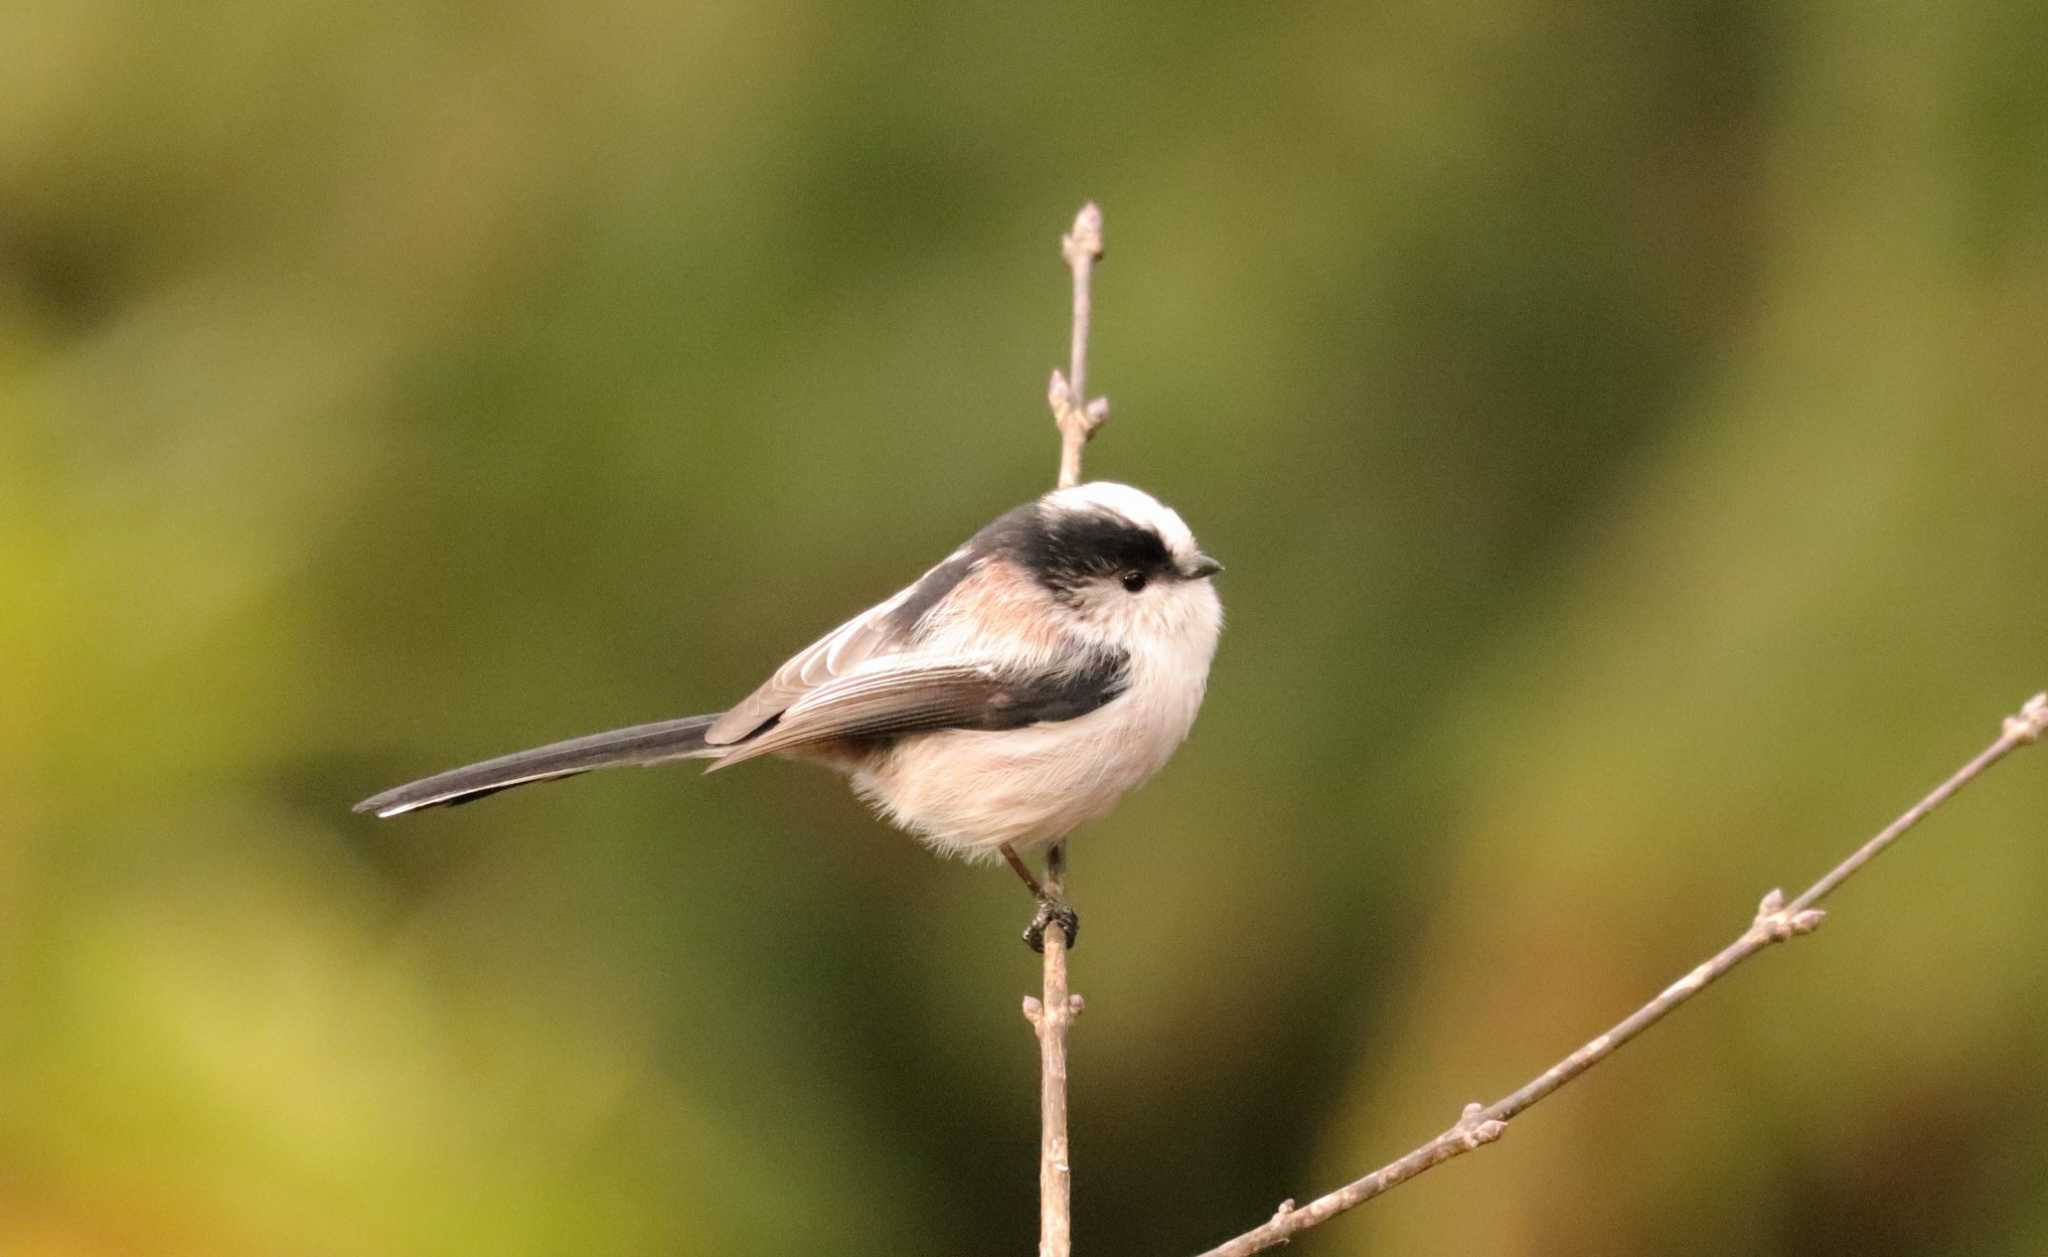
[[1023, 482, 1224, 670]]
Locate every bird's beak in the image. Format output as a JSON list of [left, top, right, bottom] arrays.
[[1187, 554, 1224, 580]]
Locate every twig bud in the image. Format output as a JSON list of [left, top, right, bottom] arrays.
[[1752, 890, 1829, 942], [1063, 203, 1104, 266], [2003, 692, 2048, 743], [1452, 1103, 1506, 1149]]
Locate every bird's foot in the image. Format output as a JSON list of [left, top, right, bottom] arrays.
[[1023, 895, 1080, 953]]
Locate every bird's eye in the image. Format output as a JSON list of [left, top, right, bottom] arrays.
[[1120, 570, 1148, 593]]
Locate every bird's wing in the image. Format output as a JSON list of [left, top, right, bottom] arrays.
[[705, 544, 979, 744], [707, 649, 1129, 769]]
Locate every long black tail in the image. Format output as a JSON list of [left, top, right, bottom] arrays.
[[354, 713, 722, 818]]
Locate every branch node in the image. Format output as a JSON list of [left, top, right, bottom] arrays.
[[1752, 887, 1828, 942], [1068, 994, 1086, 1017], [1049, 374, 1108, 448], [1270, 1199, 1296, 1223], [1023, 995, 1044, 1025], [2004, 692, 2048, 743], [1452, 1102, 1507, 1150]]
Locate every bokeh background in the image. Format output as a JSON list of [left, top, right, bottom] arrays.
[[6, 2, 2047, 1254]]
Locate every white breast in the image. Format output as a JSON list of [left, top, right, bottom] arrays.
[[847, 583, 1220, 862]]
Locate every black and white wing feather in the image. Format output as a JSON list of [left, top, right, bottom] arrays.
[[705, 544, 977, 745], [708, 650, 1129, 768]]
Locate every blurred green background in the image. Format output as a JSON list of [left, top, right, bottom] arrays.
[[5, 2, 2046, 1254]]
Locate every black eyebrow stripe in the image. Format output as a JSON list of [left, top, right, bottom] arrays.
[[971, 503, 1172, 593]]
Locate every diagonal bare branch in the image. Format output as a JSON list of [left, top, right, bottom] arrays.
[[1193, 690, 2048, 1257]]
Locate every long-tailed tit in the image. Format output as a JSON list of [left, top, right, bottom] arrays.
[[356, 481, 1223, 948]]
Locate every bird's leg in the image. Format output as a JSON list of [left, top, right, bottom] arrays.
[[1002, 842, 1079, 953], [1000, 843, 1046, 896]]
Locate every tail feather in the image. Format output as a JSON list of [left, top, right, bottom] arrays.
[[355, 713, 722, 818]]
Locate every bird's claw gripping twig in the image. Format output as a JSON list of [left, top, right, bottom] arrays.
[[1024, 895, 1080, 953]]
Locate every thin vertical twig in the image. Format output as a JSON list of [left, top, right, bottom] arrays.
[[1191, 691, 2048, 1257], [1050, 203, 1109, 492], [1025, 203, 1110, 1257], [1025, 844, 1079, 1257]]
